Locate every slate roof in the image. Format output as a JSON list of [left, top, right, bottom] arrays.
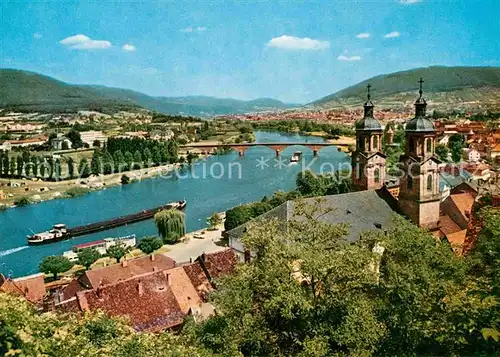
[[405, 117, 435, 132], [355, 117, 382, 131], [227, 190, 398, 243], [79, 254, 176, 289]]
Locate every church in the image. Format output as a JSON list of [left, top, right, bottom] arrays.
[[227, 79, 476, 259]]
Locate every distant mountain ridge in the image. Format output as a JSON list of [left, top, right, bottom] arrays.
[[0, 69, 296, 116], [312, 66, 500, 110]]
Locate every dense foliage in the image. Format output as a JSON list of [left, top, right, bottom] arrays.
[[195, 203, 500, 356], [137, 236, 164, 254], [154, 209, 186, 244], [77, 247, 101, 270], [38, 255, 74, 280]]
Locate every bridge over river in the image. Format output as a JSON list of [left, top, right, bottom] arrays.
[[181, 141, 352, 156]]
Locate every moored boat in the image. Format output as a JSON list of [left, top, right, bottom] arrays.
[[27, 200, 186, 245], [290, 151, 302, 163]]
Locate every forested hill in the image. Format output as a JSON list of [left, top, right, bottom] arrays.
[[0, 69, 295, 116], [312, 66, 500, 109]]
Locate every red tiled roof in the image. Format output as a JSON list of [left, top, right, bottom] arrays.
[[438, 215, 462, 237], [447, 230, 467, 247], [167, 267, 202, 314], [197, 248, 238, 281], [450, 193, 475, 221], [78, 271, 184, 332], [74, 240, 105, 249], [182, 262, 212, 298], [0, 273, 46, 303], [80, 254, 176, 289]]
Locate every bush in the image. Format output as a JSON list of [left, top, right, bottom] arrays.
[[137, 236, 164, 254], [14, 196, 31, 206], [121, 174, 130, 185], [65, 186, 90, 197]]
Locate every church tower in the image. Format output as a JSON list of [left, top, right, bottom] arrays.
[[351, 85, 386, 191], [398, 78, 441, 229]]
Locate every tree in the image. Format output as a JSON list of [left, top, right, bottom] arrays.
[[152, 146, 161, 166], [90, 149, 102, 175], [143, 147, 152, 167], [31, 156, 38, 177], [154, 209, 186, 244], [124, 151, 134, 171], [451, 141, 464, 163], [77, 247, 100, 270], [196, 201, 497, 356], [102, 150, 114, 175], [121, 174, 130, 185], [66, 130, 83, 149], [207, 212, 223, 230], [113, 149, 125, 172], [435, 143, 449, 162], [9, 157, 15, 177], [0, 293, 210, 356], [106, 242, 130, 263], [133, 150, 142, 170], [137, 236, 164, 254], [78, 158, 90, 178], [39, 255, 74, 280], [67, 157, 75, 178], [224, 205, 253, 231], [16, 156, 23, 177]]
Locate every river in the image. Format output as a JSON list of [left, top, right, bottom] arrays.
[[0, 131, 350, 277]]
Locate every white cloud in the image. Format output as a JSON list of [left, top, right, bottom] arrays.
[[33, 33, 42, 39], [122, 44, 136, 52], [180, 26, 206, 33], [356, 33, 370, 39], [266, 35, 330, 50], [337, 55, 361, 61], [59, 34, 111, 50], [384, 31, 400, 38], [400, 0, 422, 4]]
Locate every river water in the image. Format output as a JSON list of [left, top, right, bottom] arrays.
[[0, 131, 349, 277]]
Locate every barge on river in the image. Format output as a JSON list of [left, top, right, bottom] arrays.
[[27, 200, 186, 245]]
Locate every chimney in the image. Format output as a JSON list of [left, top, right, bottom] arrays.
[[166, 273, 171, 286], [153, 266, 157, 272], [150, 254, 155, 261], [122, 259, 128, 268], [137, 281, 143, 296]]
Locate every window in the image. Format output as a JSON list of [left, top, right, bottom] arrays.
[[373, 136, 379, 150], [427, 174, 433, 192], [407, 176, 413, 190], [426, 138, 432, 153], [409, 137, 415, 152], [374, 168, 380, 183]]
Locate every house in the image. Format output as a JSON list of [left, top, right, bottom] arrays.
[[79, 131, 107, 147], [51, 250, 237, 331], [441, 192, 475, 230], [0, 273, 46, 304], [51, 134, 72, 150], [78, 254, 176, 289], [8, 136, 47, 148], [466, 148, 481, 163]]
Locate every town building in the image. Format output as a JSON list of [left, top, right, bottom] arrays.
[[7, 136, 47, 148], [79, 130, 107, 147], [50, 249, 237, 332], [51, 133, 72, 150], [0, 273, 46, 306]]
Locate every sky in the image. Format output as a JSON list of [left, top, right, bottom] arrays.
[[1, 0, 499, 104]]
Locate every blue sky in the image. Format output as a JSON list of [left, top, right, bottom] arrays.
[[1, 0, 499, 103]]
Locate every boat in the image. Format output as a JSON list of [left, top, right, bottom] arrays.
[[290, 151, 302, 163], [27, 200, 186, 245]]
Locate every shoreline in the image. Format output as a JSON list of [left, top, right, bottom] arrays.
[[0, 161, 189, 209]]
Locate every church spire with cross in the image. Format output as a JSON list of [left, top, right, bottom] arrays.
[[363, 84, 374, 118], [414, 77, 427, 117]]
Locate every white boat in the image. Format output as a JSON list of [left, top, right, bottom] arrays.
[[290, 151, 302, 163]]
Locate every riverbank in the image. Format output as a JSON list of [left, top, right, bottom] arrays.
[[0, 162, 186, 208]]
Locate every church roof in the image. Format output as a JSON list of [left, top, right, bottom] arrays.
[[405, 117, 435, 132], [355, 117, 383, 131], [226, 190, 398, 243]]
